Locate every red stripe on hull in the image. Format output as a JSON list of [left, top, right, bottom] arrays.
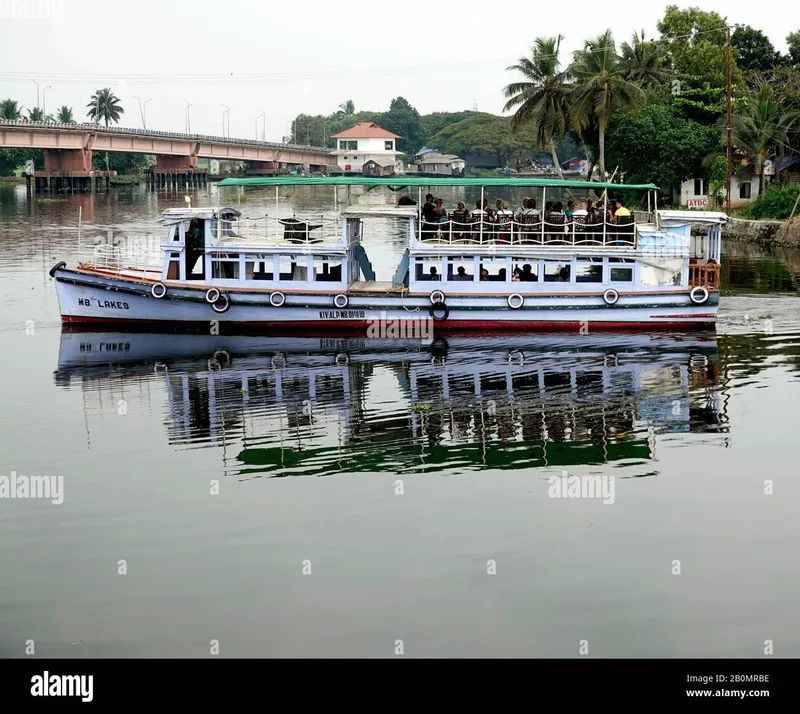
[[62, 315, 715, 332]]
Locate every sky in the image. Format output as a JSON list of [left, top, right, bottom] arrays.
[[0, 0, 795, 143]]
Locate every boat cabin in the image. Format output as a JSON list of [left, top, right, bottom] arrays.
[[157, 206, 375, 288]]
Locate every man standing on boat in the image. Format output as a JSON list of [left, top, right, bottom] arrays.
[[421, 193, 438, 240]]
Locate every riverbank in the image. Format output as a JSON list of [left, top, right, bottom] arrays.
[[720, 217, 800, 246]]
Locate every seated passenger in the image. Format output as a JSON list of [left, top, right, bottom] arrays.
[[428, 266, 440, 281], [453, 266, 471, 281]]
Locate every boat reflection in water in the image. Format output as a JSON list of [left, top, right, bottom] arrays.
[[55, 329, 729, 476]]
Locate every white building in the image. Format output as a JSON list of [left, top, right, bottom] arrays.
[[678, 170, 760, 208], [417, 152, 466, 175], [330, 122, 402, 173]]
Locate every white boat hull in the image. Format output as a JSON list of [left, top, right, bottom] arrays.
[[52, 266, 718, 331]]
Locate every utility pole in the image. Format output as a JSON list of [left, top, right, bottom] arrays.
[[221, 105, 230, 137], [725, 24, 732, 215], [184, 100, 192, 134], [31, 79, 40, 111]]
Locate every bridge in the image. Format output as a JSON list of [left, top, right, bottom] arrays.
[[0, 120, 335, 191]]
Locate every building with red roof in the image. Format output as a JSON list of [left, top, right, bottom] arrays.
[[330, 122, 403, 174]]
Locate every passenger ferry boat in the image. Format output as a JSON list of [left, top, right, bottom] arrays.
[[50, 176, 727, 331], [54, 330, 728, 473]]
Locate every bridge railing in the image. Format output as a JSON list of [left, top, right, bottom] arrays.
[[0, 119, 331, 153]]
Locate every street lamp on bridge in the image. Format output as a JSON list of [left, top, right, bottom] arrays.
[[31, 79, 40, 111], [184, 100, 192, 134], [42, 86, 51, 117], [221, 105, 230, 138], [135, 96, 151, 129], [256, 111, 265, 141]]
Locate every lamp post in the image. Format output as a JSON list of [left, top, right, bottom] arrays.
[[256, 111, 265, 140], [31, 79, 40, 113], [221, 105, 230, 137], [135, 96, 151, 129], [184, 100, 192, 134], [285, 120, 291, 144], [42, 85, 51, 117]]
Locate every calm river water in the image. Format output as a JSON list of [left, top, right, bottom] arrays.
[[1, 182, 799, 658]]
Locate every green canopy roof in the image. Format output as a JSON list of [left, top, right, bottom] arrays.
[[217, 175, 659, 191]]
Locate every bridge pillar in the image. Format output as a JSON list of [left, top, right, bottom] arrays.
[[43, 148, 92, 172]]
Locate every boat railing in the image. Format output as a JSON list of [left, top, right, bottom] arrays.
[[213, 215, 345, 247], [81, 242, 162, 275], [688, 261, 721, 289], [415, 213, 637, 249]]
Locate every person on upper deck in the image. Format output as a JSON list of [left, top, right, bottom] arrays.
[[421, 193, 438, 238], [565, 200, 576, 219], [612, 198, 631, 221]]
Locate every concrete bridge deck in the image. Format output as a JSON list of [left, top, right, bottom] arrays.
[[0, 120, 335, 181]]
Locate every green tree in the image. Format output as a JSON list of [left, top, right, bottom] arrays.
[[291, 114, 329, 146], [86, 88, 124, 126], [502, 35, 572, 181], [605, 104, 720, 190], [0, 99, 23, 120], [731, 25, 781, 71], [569, 30, 646, 181], [86, 88, 124, 172], [338, 100, 355, 116], [619, 30, 672, 88], [657, 6, 740, 89], [92, 152, 154, 174], [379, 97, 422, 154], [0, 148, 42, 175], [745, 65, 800, 170], [28, 107, 45, 121], [419, 111, 473, 147], [56, 106, 74, 123], [725, 81, 800, 195], [786, 31, 800, 66]]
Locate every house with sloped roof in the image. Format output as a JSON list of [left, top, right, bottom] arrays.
[[417, 152, 466, 175], [330, 122, 402, 173]]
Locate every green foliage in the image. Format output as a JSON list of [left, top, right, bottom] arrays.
[[56, 106, 74, 123], [0, 99, 23, 120], [740, 183, 800, 219], [380, 97, 423, 153], [671, 73, 726, 123], [657, 6, 743, 89], [0, 148, 42, 175], [732, 25, 781, 71], [86, 88, 123, 125], [708, 156, 727, 204], [92, 152, 154, 174], [605, 104, 720, 189], [787, 31, 800, 66], [428, 113, 540, 161], [28, 107, 45, 121], [419, 111, 472, 145]]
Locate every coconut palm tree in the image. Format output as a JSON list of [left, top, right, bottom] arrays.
[[56, 106, 75, 123], [568, 30, 647, 182], [86, 88, 124, 126], [503, 36, 572, 182], [338, 99, 355, 116], [0, 99, 23, 120], [87, 88, 123, 171], [619, 30, 672, 89], [28, 107, 45, 122], [724, 81, 800, 194]]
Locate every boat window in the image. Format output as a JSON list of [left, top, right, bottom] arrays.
[[447, 258, 474, 282], [609, 263, 634, 282], [575, 257, 603, 283], [245, 254, 274, 281], [312, 256, 343, 282], [166, 252, 180, 280], [511, 258, 539, 282], [480, 257, 507, 282], [543, 260, 571, 283], [415, 258, 441, 281], [210, 253, 240, 280], [278, 255, 308, 281]]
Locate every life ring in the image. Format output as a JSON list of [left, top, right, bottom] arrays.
[[603, 288, 620, 306], [269, 291, 286, 307], [335, 353, 349, 365], [429, 290, 446, 305], [430, 302, 449, 321], [151, 282, 167, 299], [213, 348, 231, 367], [205, 288, 220, 304], [507, 293, 524, 309], [690, 286, 709, 304], [211, 293, 231, 313], [508, 350, 524, 365], [49, 261, 66, 277], [207, 358, 221, 371], [334, 293, 349, 309]]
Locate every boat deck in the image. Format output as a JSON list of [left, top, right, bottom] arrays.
[[348, 281, 400, 293]]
